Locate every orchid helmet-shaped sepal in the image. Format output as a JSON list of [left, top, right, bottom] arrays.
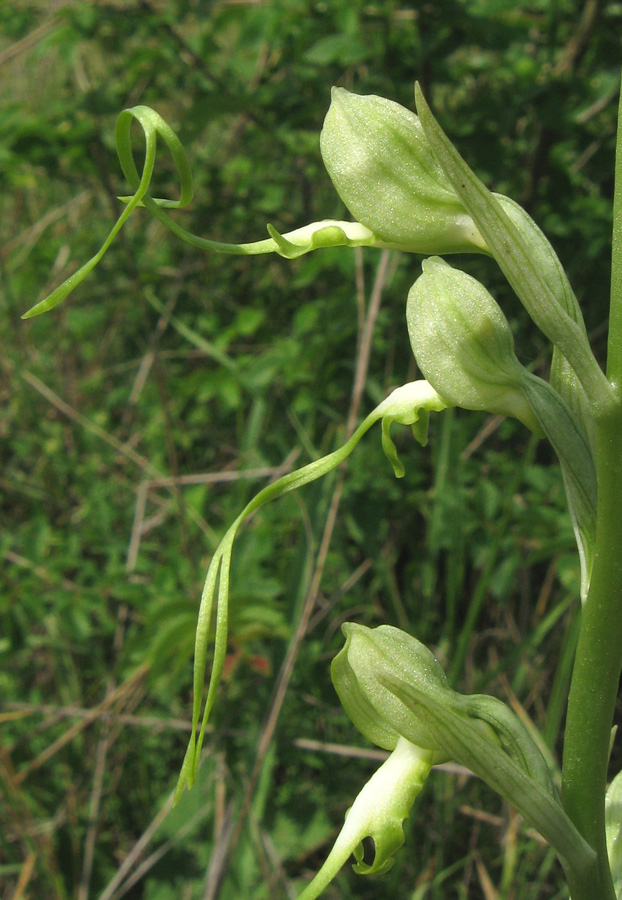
[[319, 88, 488, 256], [407, 256, 542, 433]]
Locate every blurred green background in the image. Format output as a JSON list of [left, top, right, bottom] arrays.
[[2, 1, 621, 898]]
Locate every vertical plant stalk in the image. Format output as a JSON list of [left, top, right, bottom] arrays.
[[560, 74, 622, 900], [561, 409, 622, 900], [608, 83, 622, 389]]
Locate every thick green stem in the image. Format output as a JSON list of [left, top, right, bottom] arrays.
[[559, 67, 622, 900], [607, 81, 622, 389], [561, 402, 622, 900]]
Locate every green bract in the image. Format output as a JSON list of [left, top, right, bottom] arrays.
[[414, 84, 612, 409], [407, 257, 597, 597], [495, 193, 595, 455], [320, 88, 488, 255]]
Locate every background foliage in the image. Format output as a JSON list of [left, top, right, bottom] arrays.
[[2, 1, 621, 898]]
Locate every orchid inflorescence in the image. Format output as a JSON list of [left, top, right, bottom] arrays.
[[28, 80, 622, 900]]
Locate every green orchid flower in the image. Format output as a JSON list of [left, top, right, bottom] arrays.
[[293, 622, 595, 899], [295, 736, 432, 900]]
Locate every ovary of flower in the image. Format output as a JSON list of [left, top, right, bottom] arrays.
[[296, 737, 433, 900]]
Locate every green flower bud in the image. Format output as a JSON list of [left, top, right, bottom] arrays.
[[320, 88, 488, 255]]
